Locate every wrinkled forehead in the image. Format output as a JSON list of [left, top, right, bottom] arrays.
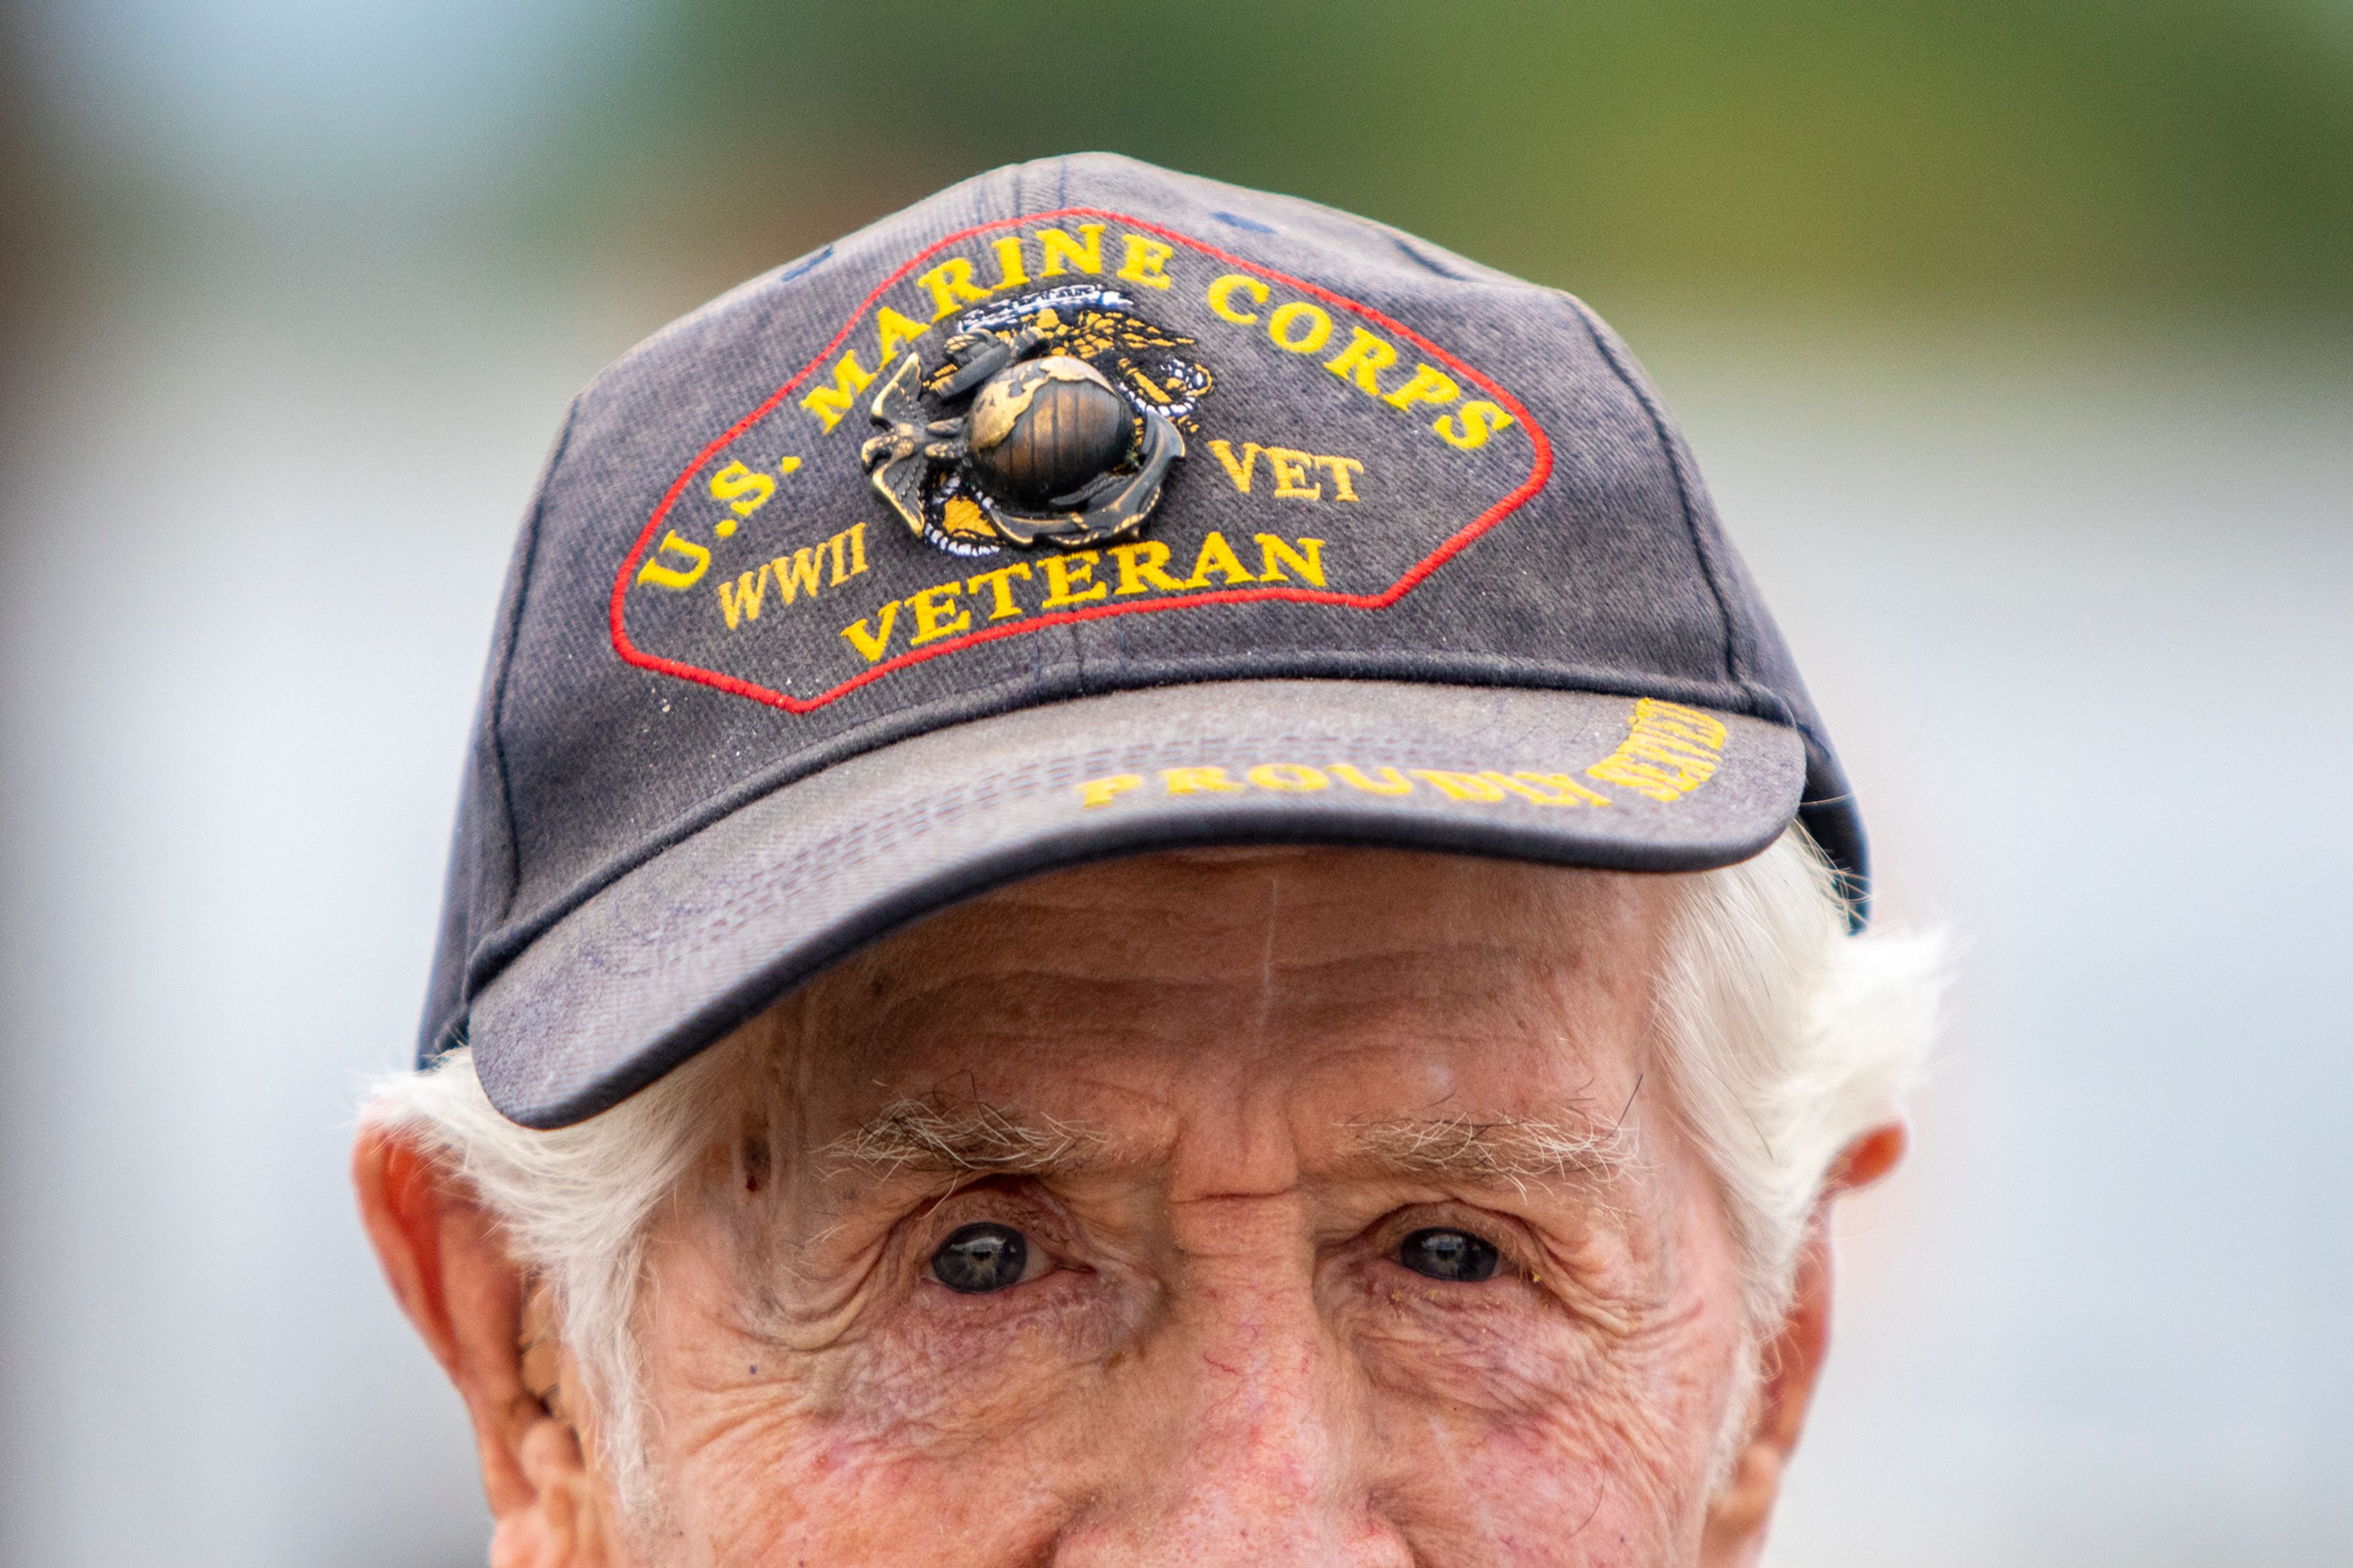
[[768, 847, 1676, 1158]]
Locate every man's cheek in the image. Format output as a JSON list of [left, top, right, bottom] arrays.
[[824, 1271, 1138, 1439], [651, 1349, 1110, 1566], [665, 1406, 1080, 1567], [649, 1274, 1132, 1523], [1347, 1300, 1720, 1553], [1385, 1411, 1667, 1568], [1338, 1255, 1653, 1422]]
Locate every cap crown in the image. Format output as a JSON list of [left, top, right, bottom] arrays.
[[423, 153, 1860, 1060]]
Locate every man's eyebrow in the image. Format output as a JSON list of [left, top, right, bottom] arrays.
[[822, 1098, 1113, 1177], [1338, 1113, 1637, 1191], [819, 1102, 1637, 1191]]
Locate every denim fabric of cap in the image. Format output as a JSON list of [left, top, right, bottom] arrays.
[[419, 151, 1867, 1130]]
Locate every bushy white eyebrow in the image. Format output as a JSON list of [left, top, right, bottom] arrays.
[[1339, 1113, 1637, 1192], [819, 1098, 1634, 1194], [820, 1097, 1110, 1176]]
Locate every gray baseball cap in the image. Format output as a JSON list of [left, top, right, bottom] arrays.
[[420, 152, 1866, 1129]]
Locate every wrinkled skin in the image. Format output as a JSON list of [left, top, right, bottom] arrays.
[[357, 848, 1898, 1567]]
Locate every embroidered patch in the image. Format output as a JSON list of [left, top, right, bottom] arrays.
[[611, 208, 1550, 714]]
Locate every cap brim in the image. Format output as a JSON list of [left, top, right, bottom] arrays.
[[469, 679, 1803, 1127]]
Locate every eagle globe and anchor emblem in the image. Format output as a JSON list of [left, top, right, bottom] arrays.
[[860, 286, 1211, 556]]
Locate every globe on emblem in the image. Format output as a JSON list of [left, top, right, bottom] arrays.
[[964, 356, 1136, 510]]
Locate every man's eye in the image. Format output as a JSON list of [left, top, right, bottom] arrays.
[[931, 1222, 1033, 1293], [1398, 1227, 1501, 1282]]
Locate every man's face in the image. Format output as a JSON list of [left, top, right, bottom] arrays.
[[612, 848, 1764, 1566]]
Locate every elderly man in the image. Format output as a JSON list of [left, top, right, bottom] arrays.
[[355, 155, 1939, 1566]]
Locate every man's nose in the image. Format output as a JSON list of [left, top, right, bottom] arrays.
[[1059, 1208, 1412, 1566]]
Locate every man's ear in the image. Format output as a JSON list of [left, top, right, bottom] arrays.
[[352, 1125, 618, 1568], [1700, 1120, 1906, 1566]]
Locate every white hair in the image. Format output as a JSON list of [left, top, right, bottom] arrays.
[[361, 827, 1941, 1511], [362, 1036, 750, 1509], [1656, 831, 1945, 1327]]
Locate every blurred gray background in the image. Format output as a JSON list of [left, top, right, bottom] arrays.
[[2, 3, 2347, 1564]]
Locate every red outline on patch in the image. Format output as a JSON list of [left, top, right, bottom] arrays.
[[608, 208, 1553, 713]]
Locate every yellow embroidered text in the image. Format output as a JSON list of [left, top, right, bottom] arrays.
[[1206, 440, 1364, 502], [1584, 699, 1727, 801], [1200, 272, 1518, 453], [1074, 763, 1616, 809], [714, 522, 870, 631], [836, 531, 1330, 665]]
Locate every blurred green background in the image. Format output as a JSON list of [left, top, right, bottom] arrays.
[[618, 0, 2353, 317], [4, 5, 2349, 1567], [13, 1, 2353, 335]]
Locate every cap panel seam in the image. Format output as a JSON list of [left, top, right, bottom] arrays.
[[486, 392, 583, 930], [1557, 292, 1748, 695]]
